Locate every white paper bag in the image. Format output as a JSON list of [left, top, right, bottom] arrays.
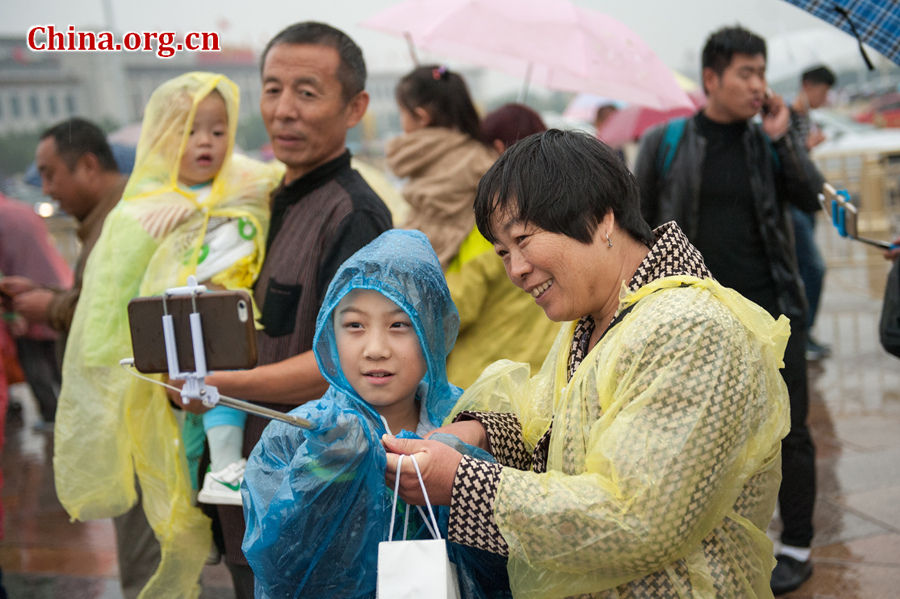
[[377, 454, 461, 599]]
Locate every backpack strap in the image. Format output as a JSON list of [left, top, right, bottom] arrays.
[[655, 117, 687, 178], [763, 134, 781, 172], [656, 115, 782, 177]]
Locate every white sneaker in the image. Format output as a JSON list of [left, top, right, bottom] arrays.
[[197, 458, 246, 506]]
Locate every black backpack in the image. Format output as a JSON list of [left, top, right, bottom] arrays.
[[880, 259, 900, 357]]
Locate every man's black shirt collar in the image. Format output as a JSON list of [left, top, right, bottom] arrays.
[[267, 150, 352, 251]]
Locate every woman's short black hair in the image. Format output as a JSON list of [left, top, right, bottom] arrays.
[[474, 129, 654, 246]]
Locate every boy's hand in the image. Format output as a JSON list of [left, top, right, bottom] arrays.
[[425, 419, 488, 451], [383, 435, 462, 506]]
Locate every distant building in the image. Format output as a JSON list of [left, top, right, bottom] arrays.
[[0, 34, 260, 136], [0, 33, 485, 150]]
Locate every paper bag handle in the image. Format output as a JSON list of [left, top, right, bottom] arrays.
[[388, 454, 442, 542]]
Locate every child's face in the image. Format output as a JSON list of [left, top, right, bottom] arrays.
[[334, 289, 426, 413], [178, 92, 229, 186]]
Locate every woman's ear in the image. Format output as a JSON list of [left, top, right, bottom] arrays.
[[492, 139, 506, 155]]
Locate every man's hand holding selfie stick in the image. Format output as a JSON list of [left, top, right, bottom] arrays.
[[123, 276, 312, 428]]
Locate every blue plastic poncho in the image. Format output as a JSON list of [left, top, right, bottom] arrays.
[[242, 229, 463, 598]]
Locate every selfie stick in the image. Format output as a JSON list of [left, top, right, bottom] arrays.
[[821, 183, 895, 250], [159, 276, 312, 429]]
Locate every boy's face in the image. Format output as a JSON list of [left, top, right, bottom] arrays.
[[179, 92, 229, 186], [334, 289, 426, 414]]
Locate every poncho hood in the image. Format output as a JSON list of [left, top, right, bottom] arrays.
[[125, 71, 238, 198], [313, 229, 461, 428]]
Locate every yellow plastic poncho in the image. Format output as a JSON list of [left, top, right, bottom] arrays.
[[449, 276, 791, 598], [53, 72, 282, 598]]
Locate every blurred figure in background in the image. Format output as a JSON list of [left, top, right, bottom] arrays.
[[0, 119, 126, 351], [594, 103, 626, 162], [790, 65, 837, 361], [443, 104, 559, 387], [0, 192, 72, 427], [387, 64, 496, 269], [593, 103, 619, 135], [387, 82, 558, 387], [481, 102, 547, 155]]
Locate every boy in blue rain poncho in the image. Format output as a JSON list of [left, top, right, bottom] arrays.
[[242, 229, 507, 598]]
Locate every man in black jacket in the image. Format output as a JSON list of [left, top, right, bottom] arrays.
[[635, 25, 824, 596]]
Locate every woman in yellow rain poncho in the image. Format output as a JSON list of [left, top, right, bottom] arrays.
[[383, 130, 791, 598], [53, 72, 281, 598]]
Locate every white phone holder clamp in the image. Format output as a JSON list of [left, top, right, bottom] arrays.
[[162, 275, 220, 408], [153, 276, 312, 428]]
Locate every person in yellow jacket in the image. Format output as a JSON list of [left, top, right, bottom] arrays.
[[388, 88, 558, 387], [444, 104, 561, 387], [53, 72, 281, 598], [384, 130, 790, 598]]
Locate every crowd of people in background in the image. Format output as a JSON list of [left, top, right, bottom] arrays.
[[0, 15, 891, 599]]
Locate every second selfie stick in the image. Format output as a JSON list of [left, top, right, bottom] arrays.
[[822, 183, 894, 250]]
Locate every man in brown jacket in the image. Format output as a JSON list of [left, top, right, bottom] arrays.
[[196, 22, 391, 598], [1, 118, 125, 342]]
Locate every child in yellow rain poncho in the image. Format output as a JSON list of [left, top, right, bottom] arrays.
[[53, 72, 281, 598]]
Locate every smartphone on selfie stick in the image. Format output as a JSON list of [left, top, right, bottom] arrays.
[[125, 276, 311, 428], [818, 183, 895, 250]]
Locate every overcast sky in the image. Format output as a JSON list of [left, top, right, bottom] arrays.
[[3, 0, 882, 87]]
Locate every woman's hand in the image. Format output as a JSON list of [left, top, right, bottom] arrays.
[[383, 435, 463, 506]]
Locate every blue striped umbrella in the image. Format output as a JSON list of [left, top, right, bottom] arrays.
[[783, 0, 900, 66]]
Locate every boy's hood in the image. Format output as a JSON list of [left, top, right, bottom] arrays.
[[313, 229, 461, 427], [123, 71, 239, 201]]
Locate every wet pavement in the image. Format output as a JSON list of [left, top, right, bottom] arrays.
[[0, 220, 897, 598]]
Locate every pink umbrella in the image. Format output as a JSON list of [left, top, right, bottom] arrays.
[[598, 90, 707, 147], [361, 0, 693, 111]]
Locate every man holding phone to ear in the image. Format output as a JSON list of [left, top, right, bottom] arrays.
[[635, 25, 824, 596]]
